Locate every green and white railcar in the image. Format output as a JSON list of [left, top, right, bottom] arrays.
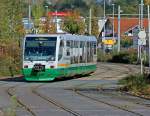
[[22, 34, 97, 81]]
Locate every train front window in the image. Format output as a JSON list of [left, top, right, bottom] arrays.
[[24, 37, 57, 61]]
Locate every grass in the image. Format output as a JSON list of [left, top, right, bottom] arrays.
[[119, 74, 150, 96], [3, 95, 19, 116]]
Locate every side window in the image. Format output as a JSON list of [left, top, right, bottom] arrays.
[[94, 42, 97, 55], [66, 41, 70, 47], [58, 40, 64, 61], [83, 41, 87, 63], [74, 41, 78, 63], [90, 42, 92, 62], [71, 40, 74, 64], [87, 42, 90, 62], [66, 41, 70, 56]]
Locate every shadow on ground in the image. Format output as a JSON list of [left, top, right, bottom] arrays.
[[0, 76, 24, 82], [0, 74, 91, 83]]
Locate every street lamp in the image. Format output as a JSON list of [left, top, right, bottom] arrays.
[[141, 0, 144, 29], [148, 5, 150, 70], [55, 10, 58, 33], [112, 4, 115, 46], [89, 8, 92, 35], [28, 0, 32, 30], [118, 5, 123, 53], [45, 1, 52, 16], [103, 0, 106, 38], [45, 5, 48, 16], [103, 0, 106, 54]]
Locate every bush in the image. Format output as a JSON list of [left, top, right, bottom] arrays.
[[97, 49, 112, 62], [121, 36, 133, 48], [119, 74, 150, 95], [0, 39, 21, 77], [108, 50, 137, 64]]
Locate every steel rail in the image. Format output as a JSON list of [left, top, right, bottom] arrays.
[[74, 89, 143, 116], [6, 85, 36, 116], [31, 84, 82, 116]]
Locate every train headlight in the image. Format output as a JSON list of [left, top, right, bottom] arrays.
[[50, 66, 55, 69], [24, 65, 28, 68]]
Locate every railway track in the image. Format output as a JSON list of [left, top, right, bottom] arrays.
[[87, 63, 139, 82], [73, 89, 143, 116], [6, 83, 82, 116], [68, 64, 147, 116], [6, 84, 36, 116], [6, 83, 83, 116], [31, 84, 82, 116], [1, 63, 142, 116], [92, 63, 134, 79], [101, 89, 150, 108]]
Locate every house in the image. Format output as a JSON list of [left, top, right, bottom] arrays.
[[98, 17, 149, 49], [99, 17, 149, 38]]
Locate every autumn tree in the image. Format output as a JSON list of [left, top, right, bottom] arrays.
[[42, 15, 56, 34], [90, 5, 100, 37], [0, 0, 24, 39], [62, 10, 86, 34], [32, 4, 44, 33], [144, 0, 150, 5], [0, 0, 24, 76]]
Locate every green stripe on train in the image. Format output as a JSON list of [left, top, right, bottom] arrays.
[[22, 65, 96, 81]]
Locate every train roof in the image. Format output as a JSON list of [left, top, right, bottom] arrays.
[[25, 34, 97, 42]]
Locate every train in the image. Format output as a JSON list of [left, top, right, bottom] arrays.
[[22, 34, 97, 81]]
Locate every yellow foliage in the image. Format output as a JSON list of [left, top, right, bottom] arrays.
[[145, 0, 150, 5], [62, 10, 86, 34], [42, 15, 56, 34]]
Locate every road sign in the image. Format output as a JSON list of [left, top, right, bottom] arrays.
[[138, 30, 146, 39], [102, 39, 116, 45], [138, 39, 146, 45]]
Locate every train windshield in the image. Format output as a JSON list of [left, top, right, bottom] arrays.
[[24, 37, 57, 61]]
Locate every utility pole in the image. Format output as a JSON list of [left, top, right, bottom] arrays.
[[89, 8, 92, 35], [55, 10, 58, 33], [139, 4, 141, 28], [112, 4, 115, 50], [139, 0, 145, 74], [141, 0, 144, 28], [28, 0, 31, 29], [45, 5, 48, 16], [138, 4, 141, 60], [103, 0, 106, 54], [148, 5, 150, 70], [118, 5, 121, 53], [103, 0, 106, 38]]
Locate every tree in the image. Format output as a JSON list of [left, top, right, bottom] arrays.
[[114, 0, 139, 14], [42, 15, 56, 34], [0, 0, 24, 76], [144, 0, 150, 5], [62, 10, 86, 34], [32, 4, 44, 29], [0, 0, 24, 39], [90, 5, 100, 37]]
